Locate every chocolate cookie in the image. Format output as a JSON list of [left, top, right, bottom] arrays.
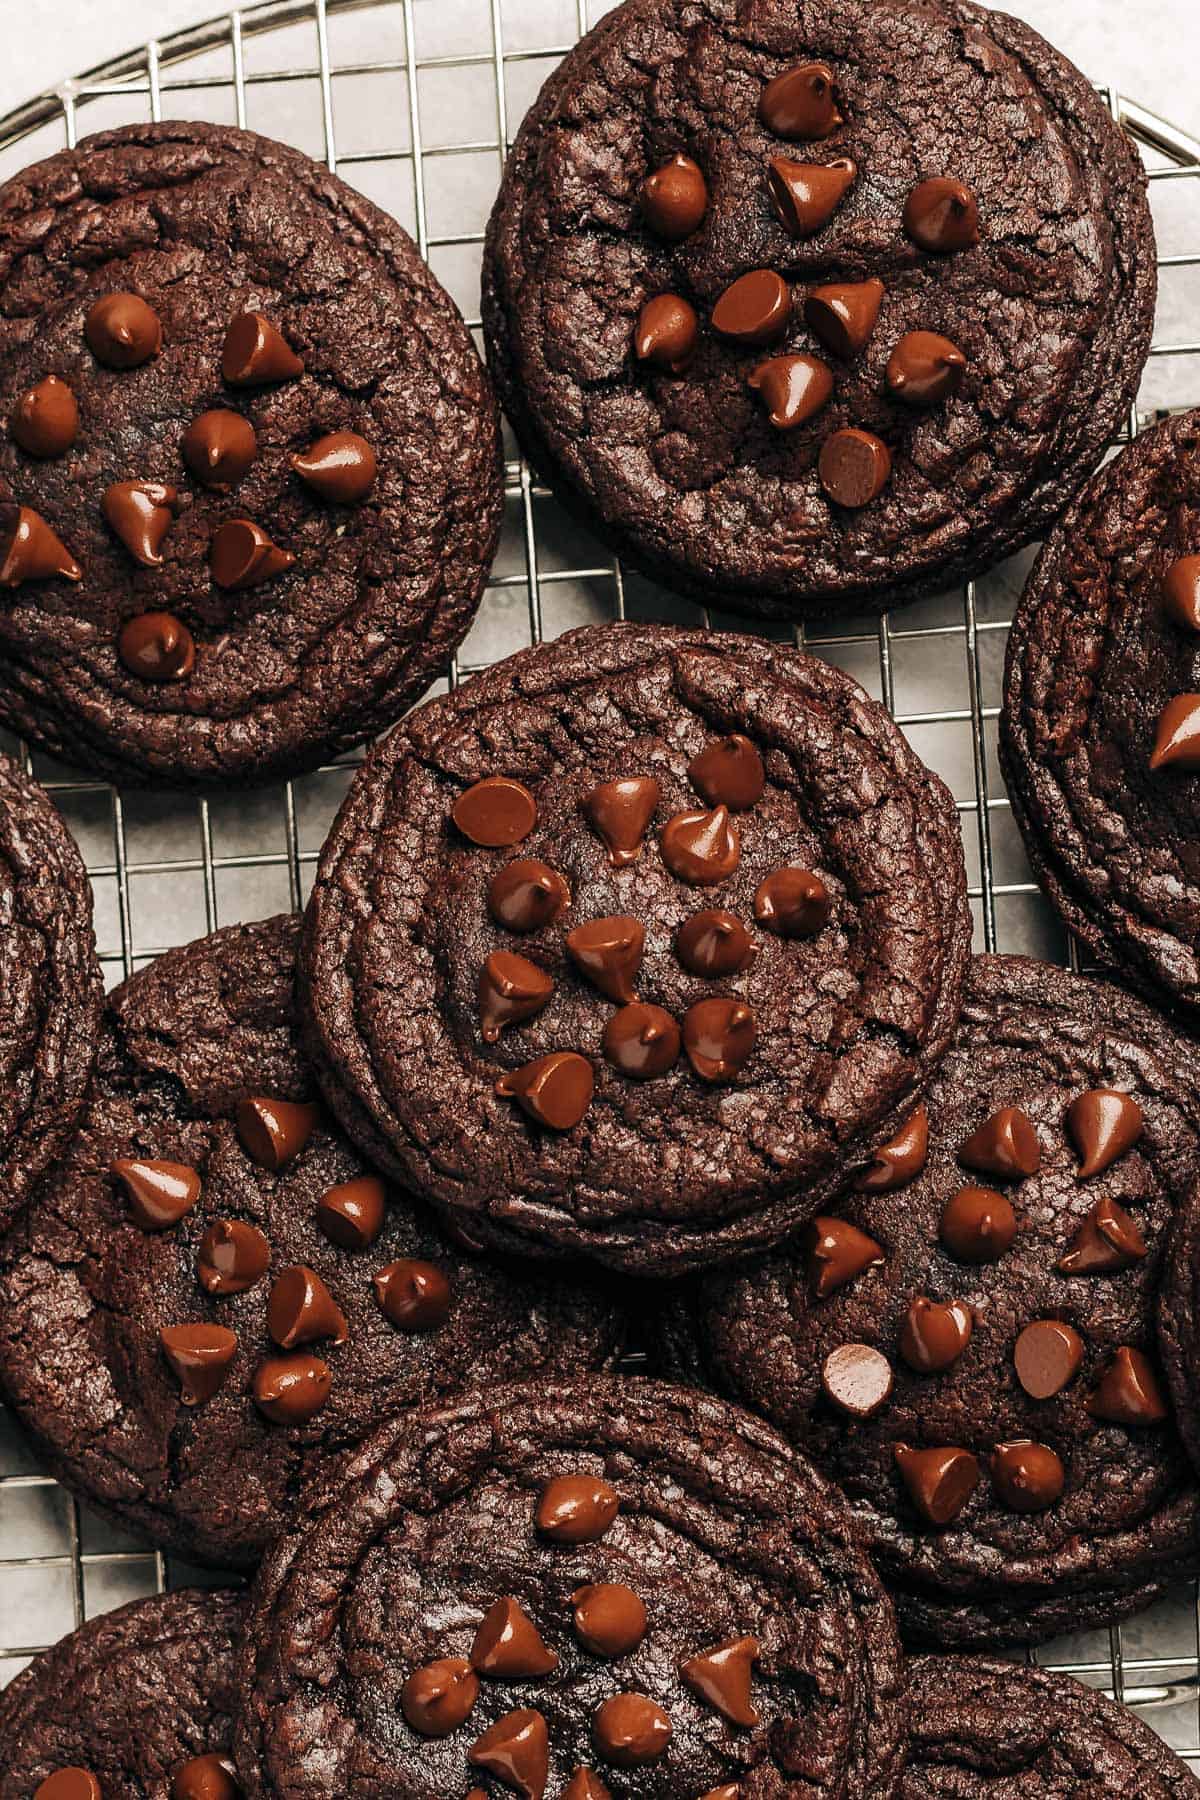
[[300, 622, 971, 1276], [0, 1588, 247, 1800], [1002, 409, 1200, 1020], [658, 955, 1200, 1646], [1157, 1180, 1200, 1478], [902, 1655, 1199, 1795], [0, 750, 102, 1234], [0, 121, 502, 786], [235, 1378, 907, 1798], [483, 0, 1154, 619], [0, 914, 624, 1567]]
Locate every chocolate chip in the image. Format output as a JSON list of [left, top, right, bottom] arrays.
[[754, 867, 831, 936], [634, 294, 700, 374], [469, 1708, 550, 1797], [566, 916, 645, 1004], [1164, 555, 1200, 632], [818, 428, 891, 508], [804, 278, 884, 358], [479, 950, 555, 1041], [9, 375, 78, 458], [535, 1473, 619, 1542], [1150, 694, 1200, 771], [210, 518, 295, 590], [171, 1754, 241, 1800], [760, 61, 842, 139], [681, 1636, 760, 1728], [592, 1693, 672, 1768], [159, 1324, 238, 1406], [583, 776, 660, 865], [489, 860, 570, 932], [885, 330, 967, 406], [102, 480, 180, 567], [899, 1297, 973, 1374], [990, 1440, 1064, 1511], [562, 1771, 612, 1800], [454, 776, 538, 847], [85, 292, 162, 368], [767, 156, 856, 237], [572, 1583, 647, 1658], [958, 1106, 1040, 1179], [1066, 1088, 1144, 1178], [712, 270, 792, 347], [641, 153, 709, 240], [221, 311, 303, 385], [471, 1596, 559, 1679], [374, 1259, 452, 1331], [675, 909, 756, 978], [903, 177, 979, 253], [496, 1053, 594, 1130], [894, 1443, 980, 1526], [112, 1157, 201, 1229], [806, 1215, 885, 1296], [118, 611, 196, 682], [1013, 1320, 1084, 1400], [0, 503, 82, 586], [857, 1105, 929, 1192], [821, 1343, 894, 1417], [683, 997, 756, 1082], [252, 1352, 331, 1425], [940, 1186, 1017, 1263], [316, 1175, 386, 1250], [267, 1265, 348, 1349], [401, 1656, 480, 1736], [1057, 1196, 1147, 1275], [602, 1002, 681, 1079], [747, 352, 833, 430], [197, 1219, 271, 1296], [182, 409, 257, 490], [1088, 1346, 1169, 1426], [660, 805, 740, 884], [688, 733, 765, 809], [34, 1772, 102, 1800], [292, 431, 378, 504], [236, 1096, 317, 1171]]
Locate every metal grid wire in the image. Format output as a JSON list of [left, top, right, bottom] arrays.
[[1, 0, 1200, 1763]]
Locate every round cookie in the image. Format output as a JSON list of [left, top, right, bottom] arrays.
[[483, 0, 1154, 619], [658, 954, 1200, 1646], [235, 1378, 907, 1798], [0, 1588, 247, 1800], [902, 1655, 1199, 1796], [300, 622, 971, 1276], [0, 750, 102, 1234], [0, 914, 625, 1568], [0, 121, 502, 787], [1003, 409, 1200, 1020]]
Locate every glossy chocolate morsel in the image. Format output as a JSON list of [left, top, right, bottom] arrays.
[[1088, 1347, 1169, 1426], [85, 292, 162, 368], [35, 1773, 102, 1800], [1164, 555, 1200, 631], [292, 431, 378, 504], [1150, 695, 1200, 771], [903, 178, 980, 253], [118, 612, 195, 682], [469, 1708, 550, 1796], [489, 860, 570, 931], [768, 156, 856, 237], [1066, 1088, 1144, 1178], [1058, 1196, 1147, 1274], [886, 331, 967, 406], [592, 1692, 672, 1767], [316, 1175, 386, 1250], [990, 1440, 1065, 1512], [688, 734, 765, 809], [680, 1636, 760, 1728], [237, 1096, 318, 1170], [676, 909, 756, 978], [478, 951, 554, 1041], [535, 1473, 620, 1543], [583, 777, 659, 865], [113, 1157, 200, 1229], [182, 409, 257, 490], [634, 295, 699, 374], [603, 1003, 681, 1079], [754, 868, 831, 937], [958, 1107, 1041, 1179], [760, 61, 842, 139], [660, 806, 740, 884], [9, 374, 78, 457], [1013, 1320, 1084, 1400], [566, 917, 645, 1003], [221, 311, 303, 385], [197, 1219, 271, 1296], [804, 279, 884, 358], [210, 518, 295, 591], [807, 1216, 884, 1296], [818, 428, 891, 508], [496, 1053, 594, 1130], [894, 1443, 980, 1527], [374, 1259, 453, 1331], [683, 998, 756, 1082], [471, 1596, 559, 1679], [160, 1324, 238, 1406], [857, 1105, 929, 1192], [401, 1656, 480, 1736], [712, 270, 792, 348], [572, 1583, 647, 1658], [252, 1352, 331, 1424], [267, 1265, 349, 1348], [171, 1755, 241, 1800], [747, 353, 833, 430], [0, 504, 82, 586], [899, 1298, 973, 1374], [641, 154, 709, 240], [102, 480, 180, 567], [454, 776, 537, 847], [940, 1186, 1018, 1263]]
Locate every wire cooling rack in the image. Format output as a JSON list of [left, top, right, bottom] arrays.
[[1, 0, 1200, 1767]]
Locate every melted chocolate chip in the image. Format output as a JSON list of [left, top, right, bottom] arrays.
[[1088, 1346, 1169, 1426], [112, 1157, 201, 1229], [712, 270, 792, 347], [857, 1105, 929, 1192], [886, 331, 967, 406], [683, 997, 756, 1082], [687, 733, 765, 809], [634, 295, 700, 374], [603, 1002, 681, 1079], [821, 1343, 894, 1417], [197, 1219, 271, 1296], [9, 374, 78, 457], [316, 1175, 386, 1250], [676, 909, 756, 978], [1014, 1320, 1084, 1400], [535, 1473, 619, 1542], [894, 1443, 980, 1527], [681, 1636, 760, 1728], [990, 1440, 1064, 1511], [562, 1774, 611, 1800], [267, 1265, 348, 1349], [182, 410, 257, 490], [593, 1693, 672, 1768], [0, 504, 82, 586], [292, 431, 378, 504], [374, 1259, 452, 1331], [899, 1297, 973, 1374], [1066, 1088, 1144, 1178], [572, 1583, 647, 1658], [660, 805, 740, 884], [940, 1186, 1017, 1263], [760, 61, 842, 139], [958, 1107, 1041, 1179], [1058, 1196, 1147, 1275], [160, 1324, 238, 1406], [807, 1215, 885, 1296], [171, 1754, 241, 1800], [454, 776, 538, 847], [102, 480, 180, 567], [469, 1709, 550, 1798], [1150, 694, 1200, 771], [747, 352, 833, 430], [583, 776, 660, 865], [641, 154, 709, 240], [221, 311, 303, 385], [237, 1095, 318, 1170], [819, 428, 892, 508], [489, 860, 570, 931], [768, 156, 856, 237], [496, 1052, 594, 1130], [754, 867, 831, 937], [118, 612, 195, 683], [566, 916, 645, 1004], [35, 1773, 101, 1800], [1164, 556, 1200, 632], [804, 279, 885, 358], [85, 292, 162, 368], [210, 518, 295, 590], [904, 178, 980, 253], [252, 1353, 331, 1425], [471, 1597, 559, 1679], [478, 951, 554, 1041], [402, 1656, 480, 1736]]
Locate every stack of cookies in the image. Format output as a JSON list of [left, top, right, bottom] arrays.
[[2, 1, 1200, 1794]]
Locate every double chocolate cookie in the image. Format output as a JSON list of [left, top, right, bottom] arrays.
[[1003, 409, 1200, 1020], [0, 751, 102, 1234], [0, 914, 624, 1567], [235, 1379, 907, 1798], [0, 1588, 246, 1800], [483, 0, 1154, 618], [902, 1656, 1199, 1795], [300, 623, 970, 1276], [0, 121, 502, 786], [659, 955, 1200, 1646]]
